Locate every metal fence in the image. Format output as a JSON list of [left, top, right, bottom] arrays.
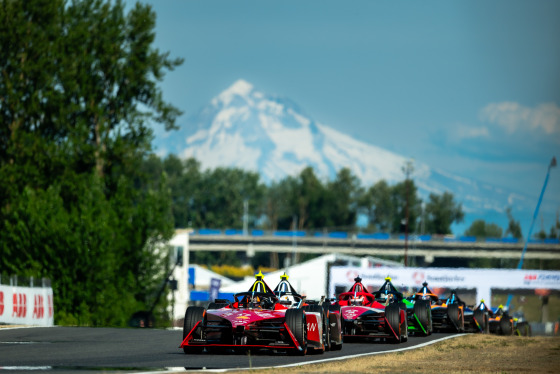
[[0, 273, 51, 288]]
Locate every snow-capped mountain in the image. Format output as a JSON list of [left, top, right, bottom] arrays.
[[158, 79, 537, 231]]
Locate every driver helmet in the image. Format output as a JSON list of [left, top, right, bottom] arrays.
[[280, 294, 295, 303], [350, 296, 364, 306]]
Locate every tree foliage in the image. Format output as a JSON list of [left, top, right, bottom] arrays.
[[464, 219, 503, 239], [390, 179, 422, 233], [424, 192, 465, 235], [361, 180, 394, 232], [505, 207, 523, 239], [0, 0, 181, 326]]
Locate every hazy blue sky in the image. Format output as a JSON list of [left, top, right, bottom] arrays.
[[128, 0, 559, 231]]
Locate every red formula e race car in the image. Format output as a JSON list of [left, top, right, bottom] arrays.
[[335, 276, 408, 343], [274, 273, 343, 351], [179, 271, 324, 355]]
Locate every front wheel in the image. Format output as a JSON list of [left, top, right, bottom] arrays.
[[183, 306, 205, 354]]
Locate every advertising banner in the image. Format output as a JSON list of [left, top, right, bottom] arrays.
[[0, 285, 54, 326], [329, 266, 560, 308]]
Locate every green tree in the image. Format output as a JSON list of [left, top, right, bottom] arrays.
[[536, 211, 560, 240], [464, 219, 503, 239], [323, 168, 363, 230], [291, 167, 324, 230], [0, 0, 181, 326], [263, 179, 291, 231], [390, 179, 421, 233], [261, 179, 296, 267], [162, 156, 202, 228], [550, 211, 560, 239], [505, 207, 523, 239], [424, 192, 465, 235], [361, 180, 394, 232], [194, 167, 264, 229]]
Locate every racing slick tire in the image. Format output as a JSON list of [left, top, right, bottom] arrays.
[[447, 303, 464, 333], [385, 303, 403, 343], [499, 314, 514, 336], [286, 308, 308, 356], [516, 321, 531, 336], [321, 302, 332, 351], [473, 309, 488, 333], [328, 303, 343, 350], [183, 306, 205, 354], [414, 300, 432, 336]]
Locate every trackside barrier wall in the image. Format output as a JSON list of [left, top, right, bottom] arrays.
[[329, 266, 560, 308], [0, 284, 54, 326], [531, 322, 559, 336]]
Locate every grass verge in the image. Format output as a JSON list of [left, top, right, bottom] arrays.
[[235, 334, 560, 374]]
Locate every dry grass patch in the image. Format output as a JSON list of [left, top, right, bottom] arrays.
[[237, 335, 560, 374]]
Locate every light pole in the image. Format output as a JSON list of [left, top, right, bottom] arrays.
[[291, 215, 298, 265], [243, 199, 249, 236], [402, 160, 414, 267], [506, 156, 556, 308]]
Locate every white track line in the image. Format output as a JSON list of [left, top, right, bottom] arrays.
[[141, 334, 467, 374]]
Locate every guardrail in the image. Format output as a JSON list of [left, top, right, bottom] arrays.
[[0, 274, 51, 288]]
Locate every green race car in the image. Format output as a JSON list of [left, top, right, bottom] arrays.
[[374, 278, 433, 337], [403, 281, 434, 336]]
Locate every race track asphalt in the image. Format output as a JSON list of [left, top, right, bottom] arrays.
[[0, 327, 456, 373]]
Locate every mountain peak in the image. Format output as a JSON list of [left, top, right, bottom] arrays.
[[162, 81, 536, 234], [213, 79, 255, 107]]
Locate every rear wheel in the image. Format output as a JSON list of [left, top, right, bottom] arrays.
[[447, 303, 464, 332], [183, 306, 205, 354], [499, 315, 513, 335], [400, 306, 408, 342], [321, 303, 331, 351], [286, 308, 307, 355], [385, 303, 401, 343], [328, 303, 343, 350], [473, 309, 488, 333], [414, 300, 432, 336], [516, 321, 531, 336]]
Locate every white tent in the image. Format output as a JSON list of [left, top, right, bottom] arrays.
[[189, 264, 236, 290]]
